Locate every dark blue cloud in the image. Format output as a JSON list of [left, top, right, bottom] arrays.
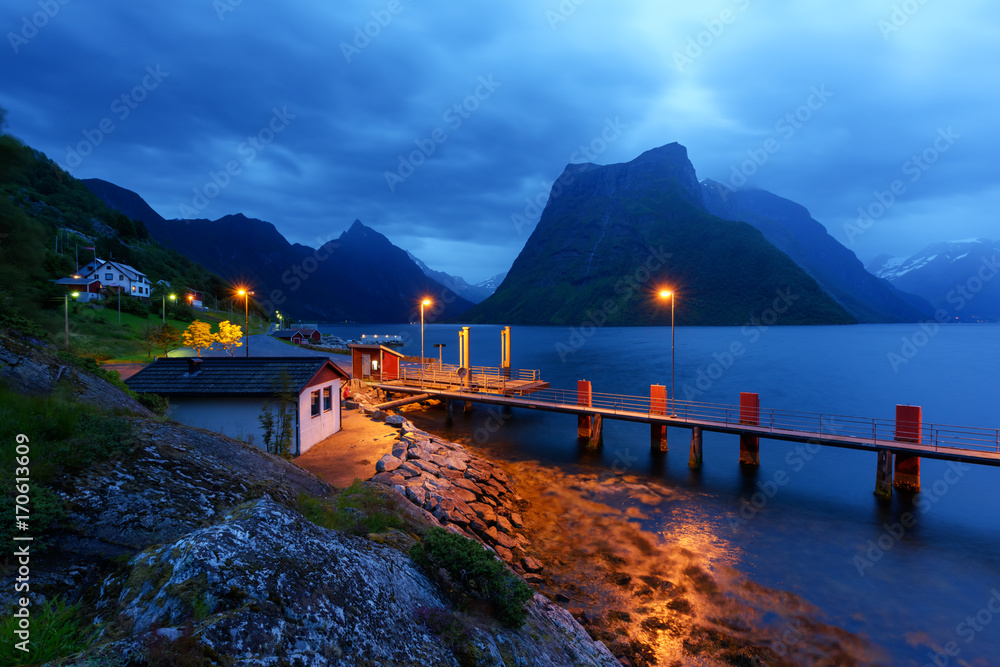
[[2, 0, 996, 281]]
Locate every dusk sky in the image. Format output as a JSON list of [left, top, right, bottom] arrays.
[[3, 1, 997, 283]]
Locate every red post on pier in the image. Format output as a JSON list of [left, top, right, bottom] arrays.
[[577, 379, 593, 439], [739, 392, 760, 466], [650, 384, 668, 452], [893, 405, 922, 492]]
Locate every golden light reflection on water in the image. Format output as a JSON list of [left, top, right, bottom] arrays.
[[499, 459, 884, 666]]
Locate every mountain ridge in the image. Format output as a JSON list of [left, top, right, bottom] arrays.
[[699, 179, 933, 323], [463, 143, 856, 326], [83, 179, 474, 323]]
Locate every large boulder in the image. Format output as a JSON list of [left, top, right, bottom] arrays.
[[72, 498, 618, 666]]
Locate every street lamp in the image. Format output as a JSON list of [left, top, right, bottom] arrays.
[[238, 289, 253, 357], [65, 292, 78, 351], [162, 293, 176, 324], [434, 343, 446, 367], [659, 290, 676, 416], [420, 298, 431, 388]]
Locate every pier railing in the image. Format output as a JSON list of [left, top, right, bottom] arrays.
[[397, 362, 540, 389], [386, 373, 999, 455]]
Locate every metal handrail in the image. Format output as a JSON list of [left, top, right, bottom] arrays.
[[385, 372, 1000, 455]]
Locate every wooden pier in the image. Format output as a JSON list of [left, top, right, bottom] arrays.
[[372, 364, 1000, 496]]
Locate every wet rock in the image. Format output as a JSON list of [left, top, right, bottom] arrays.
[[468, 503, 497, 525], [496, 516, 514, 535], [522, 557, 544, 573], [391, 441, 408, 460], [375, 454, 402, 473], [444, 456, 468, 472], [372, 472, 406, 486], [398, 461, 424, 478], [411, 458, 441, 475], [385, 414, 406, 426], [495, 532, 518, 550]]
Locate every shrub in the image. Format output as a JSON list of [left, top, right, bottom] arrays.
[[410, 527, 534, 628], [136, 391, 168, 416]]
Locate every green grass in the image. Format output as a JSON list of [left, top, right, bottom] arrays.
[[49, 303, 269, 362], [297, 481, 408, 536], [0, 597, 99, 665], [0, 381, 137, 548]]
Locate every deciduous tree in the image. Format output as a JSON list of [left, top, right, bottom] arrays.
[[152, 324, 180, 357], [215, 320, 243, 356], [181, 320, 215, 357]]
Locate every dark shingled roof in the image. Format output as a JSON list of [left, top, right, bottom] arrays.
[[124, 356, 348, 396]]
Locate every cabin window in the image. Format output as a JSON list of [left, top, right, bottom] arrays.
[[311, 390, 320, 417], [105, 273, 112, 280], [323, 387, 332, 412]]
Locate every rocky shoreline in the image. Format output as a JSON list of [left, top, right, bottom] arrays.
[[351, 384, 881, 667], [350, 383, 544, 581]]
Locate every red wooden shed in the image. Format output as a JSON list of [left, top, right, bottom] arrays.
[[348, 344, 404, 381]]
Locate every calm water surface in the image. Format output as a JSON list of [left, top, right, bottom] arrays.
[[325, 322, 1000, 666]]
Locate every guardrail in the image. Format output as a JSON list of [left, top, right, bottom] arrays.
[[383, 373, 1000, 456]]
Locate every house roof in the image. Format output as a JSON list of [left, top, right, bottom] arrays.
[[125, 356, 349, 397], [272, 330, 305, 339], [347, 344, 405, 358], [53, 277, 101, 287], [82, 258, 147, 281]]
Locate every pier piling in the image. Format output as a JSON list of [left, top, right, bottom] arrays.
[[689, 426, 703, 469], [577, 380, 594, 441], [650, 384, 668, 452], [893, 405, 922, 492], [875, 449, 894, 498], [738, 392, 760, 466]]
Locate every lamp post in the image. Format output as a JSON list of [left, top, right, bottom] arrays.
[[65, 292, 78, 351], [659, 290, 676, 416], [238, 289, 253, 358], [420, 298, 431, 388], [162, 293, 176, 324], [434, 343, 445, 366]]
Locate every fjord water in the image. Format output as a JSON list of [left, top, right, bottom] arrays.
[[326, 323, 1000, 665]]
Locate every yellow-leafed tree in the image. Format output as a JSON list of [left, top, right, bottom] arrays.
[[182, 320, 216, 357], [216, 320, 244, 356]]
